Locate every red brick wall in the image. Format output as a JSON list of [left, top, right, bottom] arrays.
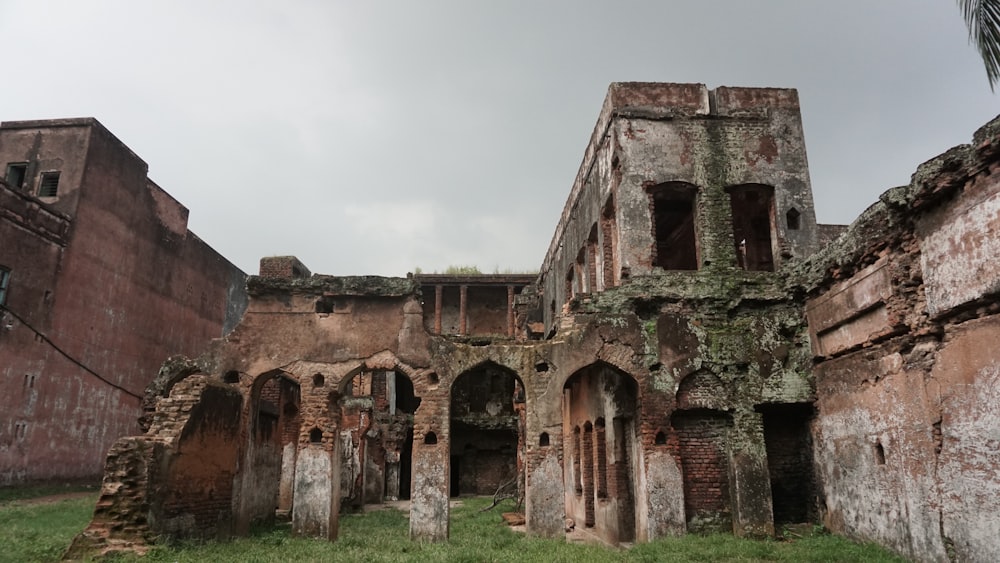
[[670, 410, 733, 533]]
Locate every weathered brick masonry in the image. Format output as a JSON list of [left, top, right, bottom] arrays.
[[65, 84, 1000, 563], [0, 119, 246, 485]]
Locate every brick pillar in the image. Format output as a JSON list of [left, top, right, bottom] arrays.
[[729, 411, 775, 538], [410, 397, 450, 541], [459, 285, 468, 335], [434, 285, 443, 334], [292, 421, 342, 540], [506, 285, 515, 337]]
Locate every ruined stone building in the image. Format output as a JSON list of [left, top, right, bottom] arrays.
[[0, 118, 247, 485], [66, 83, 999, 563]]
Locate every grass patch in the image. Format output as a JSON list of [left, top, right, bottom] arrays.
[[0, 493, 98, 563], [0, 494, 906, 563]]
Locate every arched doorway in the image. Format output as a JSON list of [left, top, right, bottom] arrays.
[[337, 368, 420, 509], [562, 362, 638, 544], [449, 362, 525, 498], [238, 370, 301, 530]]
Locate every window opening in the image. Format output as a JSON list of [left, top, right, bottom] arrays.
[[5, 163, 27, 190], [729, 184, 775, 271], [647, 182, 698, 270], [223, 370, 240, 384], [424, 431, 438, 445], [539, 432, 550, 447], [38, 172, 60, 198], [312, 373, 325, 387], [309, 427, 323, 443], [786, 208, 801, 230]]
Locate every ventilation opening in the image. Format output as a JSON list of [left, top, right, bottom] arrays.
[[539, 432, 550, 447], [38, 172, 60, 198], [424, 431, 437, 445], [5, 163, 27, 190], [655, 431, 667, 445], [729, 184, 775, 271], [875, 441, 886, 465], [312, 373, 325, 387], [426, 372, 439, 386], [535, 361, 549, 373], [223, 370, 240, 384], [648, 182, 698, 270], [309, 427, 323, 443], [786, 208, 801, 230]]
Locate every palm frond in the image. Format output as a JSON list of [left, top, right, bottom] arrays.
[[958, 0, 1000, 90]]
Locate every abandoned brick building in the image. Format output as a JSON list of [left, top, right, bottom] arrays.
[[66, 83, 999, 563], [0, 118, 247, 485]]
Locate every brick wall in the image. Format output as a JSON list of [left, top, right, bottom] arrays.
[[670, 410, 733, 533]]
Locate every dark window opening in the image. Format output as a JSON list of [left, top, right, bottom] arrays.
[[426, 372, 440, 386], [601, 197, 617, 286], [5, 163, 27, 190], [655, 430, 667, 445], [539, 432, 550, 447], [38, 172, 60, 198], [394, 372, 421, 414], [786, 208, 801, 230], [875, 441, 886, 465], [535, 361, 549, 373], [648, 182, 698, 270], [312, 373, 325, 387], [0, 266, 10, 306], [424, 431, 438, 445], [729, 184, 775, 271], [315, 298, 333, 314], [309, 427, 323, 443], [223, 370, 240, 384]]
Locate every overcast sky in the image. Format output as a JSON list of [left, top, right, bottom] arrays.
[[2, 1, 997, 276]]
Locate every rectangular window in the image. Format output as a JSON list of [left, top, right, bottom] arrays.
[[729, 184, 775, 271], [5, 163, 27, 190], [0, 267, 10, 306], [38, 172, 60, 198], [648, 182, 699, 270]]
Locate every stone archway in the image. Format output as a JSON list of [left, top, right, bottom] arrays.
[[562, 361, 639, 545], [336, 366, 421, 509], [236, 369, 301, 533], [449, 362, 525, 499]]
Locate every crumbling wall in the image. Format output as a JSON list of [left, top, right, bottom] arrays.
[[66, 375, 242, 558], [803, 116, 1000, 563]]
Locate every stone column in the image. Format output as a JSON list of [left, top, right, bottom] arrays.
[[459, 285, 468, 335], [728, 410, 775, 538], [507, 285, 515, 337], [409, 433, 450, 541], [434, 285, 443, 334]]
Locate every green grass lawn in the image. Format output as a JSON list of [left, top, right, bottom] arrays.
[[0, 491, 906, 563], [0, 490, 99, 563]]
